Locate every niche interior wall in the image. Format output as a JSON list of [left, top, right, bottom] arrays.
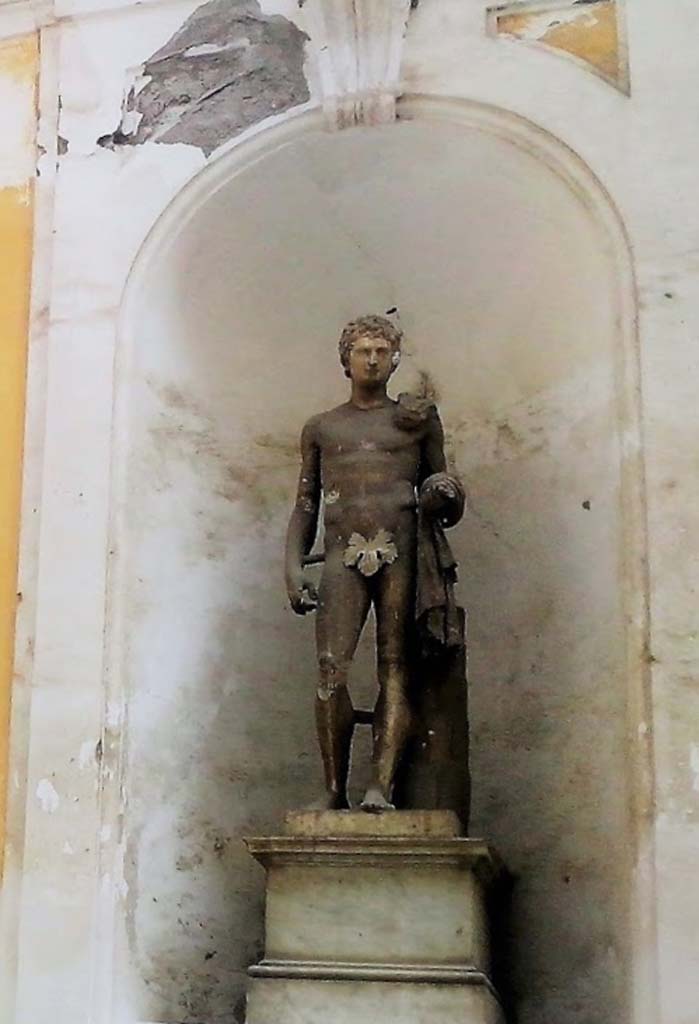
[[111, 101, 644, 1024]]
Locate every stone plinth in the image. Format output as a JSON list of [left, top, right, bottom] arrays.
[[246, 977, 504, 1024], [284, 808, 462, 837], [244, 812, 505, 1024]]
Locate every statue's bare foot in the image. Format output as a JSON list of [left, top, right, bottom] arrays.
[[360, 787, 395, 814]]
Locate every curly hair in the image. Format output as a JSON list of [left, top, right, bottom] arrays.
[[338, 315, 403, 378]]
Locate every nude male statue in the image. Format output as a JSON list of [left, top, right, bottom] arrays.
[[285, 315, 463, 812]]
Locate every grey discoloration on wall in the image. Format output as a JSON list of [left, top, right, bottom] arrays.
[[104, 0, 309, 155], [146, 383, 295, 528], [124, 379, 323, 1023]]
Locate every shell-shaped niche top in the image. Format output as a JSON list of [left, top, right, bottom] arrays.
[[487, 0, 629, 95]]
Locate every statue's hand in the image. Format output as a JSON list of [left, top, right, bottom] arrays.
[[435, 479, 460, 503], [419, 473, 466, 526], [421, 480, 457, 516], [287, 571, 319, 615]]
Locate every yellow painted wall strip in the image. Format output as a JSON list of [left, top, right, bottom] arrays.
[[0, 33, 38, 877]]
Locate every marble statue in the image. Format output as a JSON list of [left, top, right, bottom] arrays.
[[285, 315, 466, 813]]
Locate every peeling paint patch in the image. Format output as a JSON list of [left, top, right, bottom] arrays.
[[36, 778, 60, 813], [78, 739, 95, 770], [487, 0, 629, 94], [106, 700, 122, 730], [101, 0, 310, 156], [690, 744, 699, 793]]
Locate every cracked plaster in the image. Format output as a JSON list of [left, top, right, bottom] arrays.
[[101, 0, 310, 155]]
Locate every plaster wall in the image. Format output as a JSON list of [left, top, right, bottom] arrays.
[[0, 1, 697, 1024]]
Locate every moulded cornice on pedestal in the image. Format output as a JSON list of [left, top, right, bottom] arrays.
[[248, 958, 497, 990], [245, 834, 505, 883]]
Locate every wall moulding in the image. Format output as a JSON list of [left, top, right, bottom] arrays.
[[0, 0, 210, 42], [301, 0, 413, 128], [0, 0, 52, 41], [92, 95, 657, 1024]]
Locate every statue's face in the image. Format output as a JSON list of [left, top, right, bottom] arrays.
[[347, 334, 396, 386]]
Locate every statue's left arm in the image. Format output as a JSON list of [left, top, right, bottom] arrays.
[[419, 409, 465, 525], [420, 407, 447, 480], [415, 408, 465, 651]]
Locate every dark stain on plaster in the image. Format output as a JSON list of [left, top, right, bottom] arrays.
[[147, 381, 297, 545], [99, 0, 309, 156], [127, 377, 317, 1017], [494, 420, 546, 462], [413, 368, 440, 403], [254, 431, 301, 459]]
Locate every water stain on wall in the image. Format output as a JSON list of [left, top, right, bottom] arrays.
[[128, 377, 317, 1021], [147, 381, 296, 534]]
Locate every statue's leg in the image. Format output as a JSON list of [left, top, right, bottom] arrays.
[[363, 555, 414, 811], [314, 552, 371, 809]]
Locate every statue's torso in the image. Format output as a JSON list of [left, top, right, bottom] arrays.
[[315, 401, 423, 545]]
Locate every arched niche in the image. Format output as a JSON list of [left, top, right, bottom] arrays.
[[110, 99, 647, 1024]]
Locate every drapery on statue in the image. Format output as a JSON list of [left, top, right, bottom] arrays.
[[285, 315, 466, 813]]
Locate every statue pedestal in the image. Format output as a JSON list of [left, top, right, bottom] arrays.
[[244, 811, 506, 1024]]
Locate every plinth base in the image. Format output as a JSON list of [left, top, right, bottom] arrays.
[[244, 812, 505, 1024], [247, 975, 504, 1024], [284, 808, 462, 838]]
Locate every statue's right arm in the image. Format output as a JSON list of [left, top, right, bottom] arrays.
[[285, 417, 321, 614]]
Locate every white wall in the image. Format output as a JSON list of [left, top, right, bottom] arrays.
[[1, 1, 697, 1023]]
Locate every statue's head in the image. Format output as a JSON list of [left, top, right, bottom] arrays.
[[338, 315, 403, 383]]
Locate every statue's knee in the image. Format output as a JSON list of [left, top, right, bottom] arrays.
[[317, 651, 349, 702]]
